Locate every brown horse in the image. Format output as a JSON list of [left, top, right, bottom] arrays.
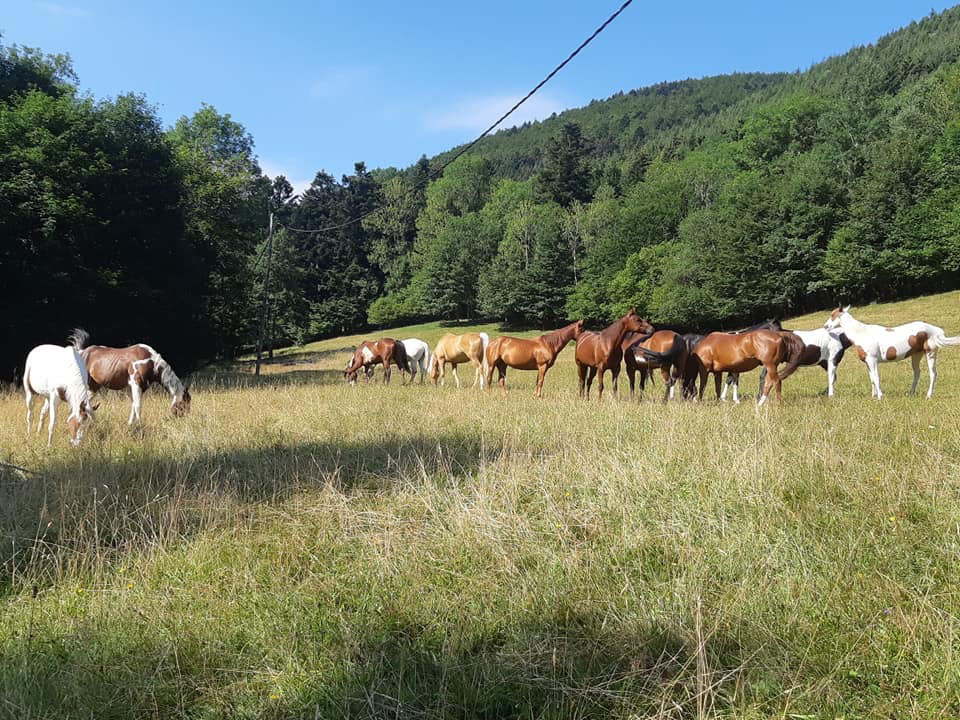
[[69, 328, 190, 425], [344, 338, 409, 385], [690, 329, 805, 405], [575, 310, 653, 401], [429, 332, 490, 388], [486, 320, 584, 398], [623, 329, 689, 402]]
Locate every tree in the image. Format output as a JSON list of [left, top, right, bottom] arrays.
[[535, 122, 592, 207]]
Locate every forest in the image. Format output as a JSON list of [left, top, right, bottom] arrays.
[[2, 6, 960, 378]]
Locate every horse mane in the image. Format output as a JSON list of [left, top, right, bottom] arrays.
[[69, 327, 91, 351], [731, 319, 782, 334], [140, 344, 184, 396]]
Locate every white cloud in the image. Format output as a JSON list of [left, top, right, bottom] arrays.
[[309, 67, 376, 99], [424, 92, 567, 134], [259, 162, 313, 199], [34, 1, 90, 17]]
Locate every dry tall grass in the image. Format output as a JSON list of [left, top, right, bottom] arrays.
[[1, 293, 960, 719]]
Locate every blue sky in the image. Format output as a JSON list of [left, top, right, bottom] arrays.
[[3, 1, 956, 191]]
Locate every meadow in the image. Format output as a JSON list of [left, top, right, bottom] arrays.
[[2, 292, 960, 719]]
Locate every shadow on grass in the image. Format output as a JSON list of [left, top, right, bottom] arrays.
[[191, 368, 346, 391], [0, 431, 497, 594], [0, 604, 760, 719]]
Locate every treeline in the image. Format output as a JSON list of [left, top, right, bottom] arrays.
[[4, 7, 960, 378]]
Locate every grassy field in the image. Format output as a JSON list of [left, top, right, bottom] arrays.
[[2, 293, 960, 719]]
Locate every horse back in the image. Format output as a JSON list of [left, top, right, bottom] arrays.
[[84, 345, 151, 391]]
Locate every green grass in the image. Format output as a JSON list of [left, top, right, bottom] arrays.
[[2, 293, 960, 718]]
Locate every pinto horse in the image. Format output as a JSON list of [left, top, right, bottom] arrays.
[[575, 310, 652, 401], [344, 338, 409, 385], [429, 332, 489, 388], [70, 329, 189, 425], [824, 305, 960, 398], [486, 320, 583, 398], [690, 329, 805, 405], [24, 336, 97, 446], [623, 329, 688, 402]]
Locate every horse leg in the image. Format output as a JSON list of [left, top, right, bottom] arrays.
[[757, 368, 767, 400], [698, 368, 708, 401], [626, 364, 636, 399], [38, 398, 50, 433], [611, 364, 621, 401], [596, 366, 605, 402], [827, 355, 837, 397], [926, 350, 937, 398], [452, 363, 461, 389], [720, 373, 732, 401], [866, 356, 882, 399], [577, 362, 587, 399], [585, 366, 597, 398], [24, 388, 33, 434], [497, 361, 508, 396], [658, 367, 670, 404], [713, 372, 722, 401], [535, 365, 547, 398], [129, 382, 143, 425], [909, 353, 921, 395], [731, 374, 740, 405], [46, 393, 56, 446]]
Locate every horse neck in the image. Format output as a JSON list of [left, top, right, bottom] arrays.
[[63, 351, 89, 414], [839, 313, 868, 342], [542, 323, 578, 354], [601, 319, 630, 347], [154, 357, 184, 399]]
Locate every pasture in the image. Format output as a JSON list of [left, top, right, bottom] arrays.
[[2, 291, 960, 719]]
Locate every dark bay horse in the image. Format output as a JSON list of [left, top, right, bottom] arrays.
[[344, 338, 409, 385], [690, 329, 805, 405], [575, 309, 652, 401], [623, 329, 688, 402], [486, 320, 584, 398], [69, 328, 190, 425]]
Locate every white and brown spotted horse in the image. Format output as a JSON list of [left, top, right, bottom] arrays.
[[69, 329, 191, 424]]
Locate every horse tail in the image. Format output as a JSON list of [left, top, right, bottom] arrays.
[[776, 331, 806, 381], [419, 343, 430, 375], [68, 327, 91, 351], [933, 333, 960, 348], [637, 347, 671, 363], [479, 332, 490, 381], [394, 341, 411, 373]]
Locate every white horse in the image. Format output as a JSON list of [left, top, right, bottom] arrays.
[[23, 340, 97, 446], [722, 327, 851, 401], [824, 305, 960, 398], [400, 338, 430, 384]]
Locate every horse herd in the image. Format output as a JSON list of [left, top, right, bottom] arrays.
[[16, 306, 959, 446], [345, 305, 960, 405]]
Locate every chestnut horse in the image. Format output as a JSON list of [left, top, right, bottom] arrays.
[[486, 320, 584, 398], [69, 329, 189, 425], [690, 329, 805, 405], [429, 332, 490, 388], [575, 310, 652, 401], [344, 338, 409, 385], [623, 329, 688, 402]]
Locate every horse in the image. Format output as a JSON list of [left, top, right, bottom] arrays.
[[399, 338, 430, 384], [428, 332, 489, 388], [707, 319, 783, 402], [723, 327, 851, 401], [69, 329, 189, 425], [689, 329, 806, 405], [344, 338, 409, 386], [575, 310, 653, 401], [622, 328, 688, 402], [486, 320, 584, 398], [824, 305, 960, 398], [23, 335, 98, 446]]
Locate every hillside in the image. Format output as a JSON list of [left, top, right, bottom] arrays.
[[3, 290, 960, 718]]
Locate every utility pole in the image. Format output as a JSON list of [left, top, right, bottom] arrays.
[[254, 211, 274, 376]]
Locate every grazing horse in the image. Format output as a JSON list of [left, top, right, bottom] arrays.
[[344, 338, 409, 385], [824, 305, 960, 398], [623, 329, 688, 402], [399, 338, 430, 384], [690, 329, 805, 405], [575, 309, 653, 401], [70, 329, 189, 425], [24, 337, 97, 446], [724, 327, 851, 401], [486, 320, 584, 398], [429, 332, 489, 388]]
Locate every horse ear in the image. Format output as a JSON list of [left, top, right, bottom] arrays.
[[842, 304, 851, 313]]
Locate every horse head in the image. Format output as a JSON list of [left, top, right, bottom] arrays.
[[824, 305, 851, 331], [623, 309, 654, 335], [67, 399, 98, 447], [573, 319, 585, 339], [172, 386, 192, 417]]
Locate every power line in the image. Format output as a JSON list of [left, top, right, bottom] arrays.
[[278, 0, 633, 236]]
